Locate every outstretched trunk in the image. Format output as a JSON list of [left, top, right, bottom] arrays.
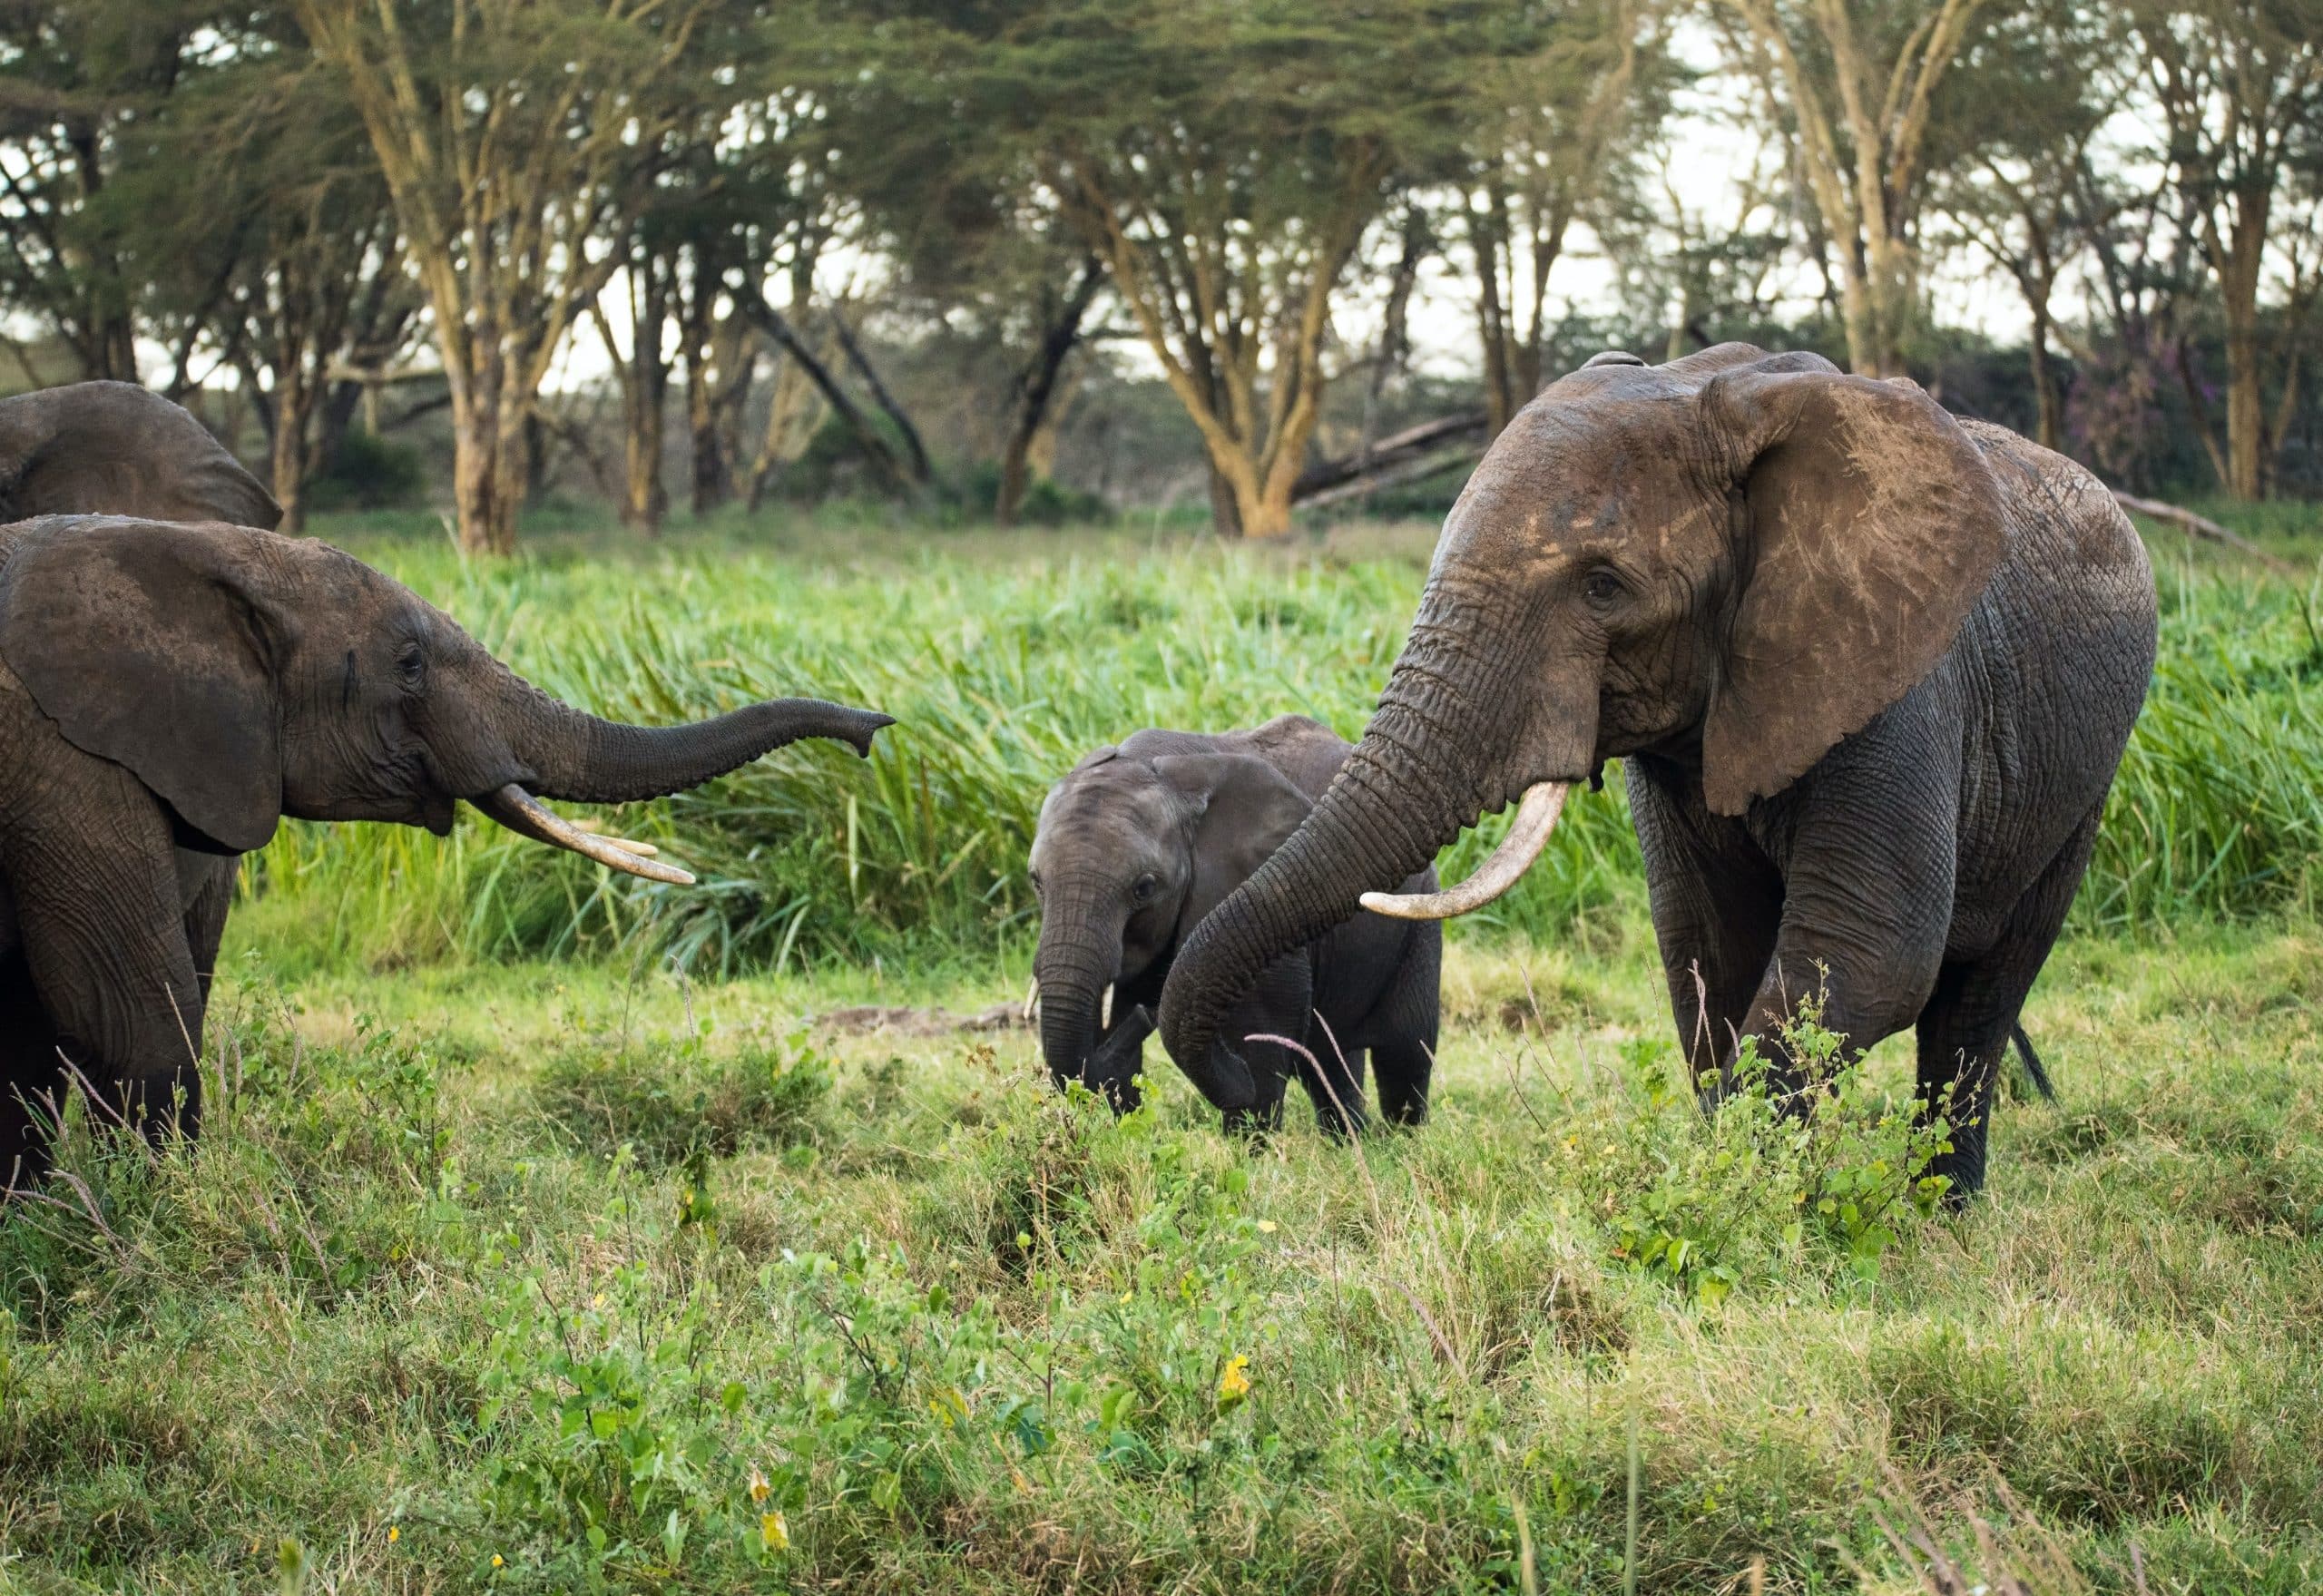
[[478, 659, 888, 806]]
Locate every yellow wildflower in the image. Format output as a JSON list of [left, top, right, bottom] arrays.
[[491, 1554, 505, 1569], [1217, 1354, 1252, 1409], [760, 1511, 790, 1552], [1255, 1220, 1278, 1234], [387, 1525, 400, 1544], [749, 1466, 770, 1504]]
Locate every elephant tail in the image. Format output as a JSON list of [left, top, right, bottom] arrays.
[[2010, 1023, 2055, 1101]]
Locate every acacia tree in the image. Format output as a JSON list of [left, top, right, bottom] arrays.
[[1463, 0, 1656, 435], [0, 0, 229, 382], [1929, 3, 2125, 450], [2123, 0, 2323, 498], [1710, 0, 1996, 376], [291, 0, 720, 553], [122, 25, 422, 531], [985, 0, 1494, 537]]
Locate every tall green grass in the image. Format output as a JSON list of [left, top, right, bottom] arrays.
[[239, 527, 2320, 974]]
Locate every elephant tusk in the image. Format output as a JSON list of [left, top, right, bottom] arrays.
[[562, 818, 661, 857], [1023, 975, 1040, 1023], [1360, 781, 1570, 920], [1101, 983, 1114, 1032], [471, 784, 696, 886]]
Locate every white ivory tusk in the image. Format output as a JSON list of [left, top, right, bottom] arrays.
[[1023, 975, 1040, 1023], [1359, 781, 1570, 921], [561, 816, 659, 857], [1101, 983, 1114, 1032], [472, 784, 696, 886]]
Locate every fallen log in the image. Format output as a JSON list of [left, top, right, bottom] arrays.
[[1292, 410, 1487, 504], [2112, 491, 2298, 575], [1297, 445, 1484, 512]]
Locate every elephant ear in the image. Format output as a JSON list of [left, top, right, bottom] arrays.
[[1152, 752, 1316, 945], [0, 516, 285, 853], [1697, 367, 2006, 817]]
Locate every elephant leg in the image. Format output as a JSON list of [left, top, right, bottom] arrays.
[[0, 955, 62, 1193], [178, 853, 240, 1006], [1729, 746, 1957, 1100], [1370, 1035, 1434, 1128], [11, 783, 205, 1151], [1367, 926, 1441, 1127], [1629, 762, 1785, 1092], [1297, 1038, 1367, 1139], [1914, 802, 2102, 1205]]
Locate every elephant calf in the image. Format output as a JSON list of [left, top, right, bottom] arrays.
[[1029, 715, 1440, 1133], [0, 514, 892, 1190]]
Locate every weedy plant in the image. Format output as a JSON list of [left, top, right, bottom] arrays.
[[1584, 994, 1955, 1305]]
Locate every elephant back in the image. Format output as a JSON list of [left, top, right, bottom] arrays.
[[0, 383, 281, 531]]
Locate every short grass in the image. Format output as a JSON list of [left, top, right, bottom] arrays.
[[5, 511, 2321, 1593]]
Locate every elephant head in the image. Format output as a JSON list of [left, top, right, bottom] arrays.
[[0, 516, 890, 870], [1158, 344, 2008, 1109], [0, 382, 282, 530], [1029, 746, 1311, 1107]]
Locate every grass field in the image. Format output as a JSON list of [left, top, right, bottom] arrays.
[[4, 514, 2321, 1593]]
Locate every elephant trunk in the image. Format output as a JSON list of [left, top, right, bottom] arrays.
[[1034, 906, 1115, 1092], [512, 682, 891, 805], [1159, 692, 1485, 1102], [446, 649, 890, 883]]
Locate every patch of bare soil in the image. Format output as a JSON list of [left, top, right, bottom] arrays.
[[814, 1004, 1028, 1036]]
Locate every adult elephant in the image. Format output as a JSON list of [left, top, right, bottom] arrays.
[[1159, 345, 2157, 1200], [0, 380, 283, 529], [0, 515, 891, 1189], [1028, 716, 1440, 1133]]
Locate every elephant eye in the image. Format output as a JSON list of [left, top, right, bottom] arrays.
[[1583, 569, 1625, 606], [1027, 869, 1044, 895], [1132, 873, 1160, 904], [395, 641, 426, 690]]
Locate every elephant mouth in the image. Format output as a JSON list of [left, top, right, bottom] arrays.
[[468, 784, 695, 886]]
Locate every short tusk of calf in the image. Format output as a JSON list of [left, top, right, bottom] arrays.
[[471, 784, 696, 886], [1360, 781, 1570, 921], [1023, 975, 1040, 1023], [1101, 983, 1114, 1032]]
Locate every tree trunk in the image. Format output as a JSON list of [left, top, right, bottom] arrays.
[[688, 358, 730, 514], [613, 261, 671, 535], [2027, 296, 2060, 455], [997, 257, 1103, 526], [1205, 458, 1245, 538], [270, 372, 319, 537], [2221, 248, 2265, 501], [747, 347, 824, 512], [450, 367, 522, 556]]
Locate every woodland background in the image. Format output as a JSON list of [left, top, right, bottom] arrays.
[[1, 0, 2318, 552]]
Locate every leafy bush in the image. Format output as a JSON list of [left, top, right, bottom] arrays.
[[1584, 994, 1954, 1305], [308, 428, 428, 511]]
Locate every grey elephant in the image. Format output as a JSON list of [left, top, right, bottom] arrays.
[[1160, 345, 2157, 1200], [1028, 716, 1441, 1134], [1, 381, 283, 530], [0, 514, 891, 1189]]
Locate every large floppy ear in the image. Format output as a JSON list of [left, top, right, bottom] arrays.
[[1152, 752, 1315, 945], [1697, 367, 2006, 816], [0, 516, 285, 852]]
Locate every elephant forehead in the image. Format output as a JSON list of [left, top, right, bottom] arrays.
[[1438, 400, 1720, 570], [1035, 765, 1179, 845]]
